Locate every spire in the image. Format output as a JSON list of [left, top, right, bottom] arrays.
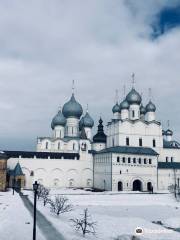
[[167, 120, 170, 128], [123, 85, 126, 98], [148, 88, 152, 100], [115, 89, 118, 104], [72, 79, 75, 94], [131, 73, 135, 88], [86, 103, 89, 113]]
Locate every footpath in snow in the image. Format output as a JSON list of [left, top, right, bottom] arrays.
[[0, 190, 45, 240]]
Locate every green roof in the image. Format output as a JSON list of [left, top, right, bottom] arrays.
[[14, 162, 24, 176]]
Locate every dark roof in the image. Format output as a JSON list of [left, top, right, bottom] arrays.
[[0, 151, 8, 159], [93, 118, 107, 143], [158, 162, 180, 169], [96, 146, 158, 156], [163, 139, 180, 149], [4, 151, 80, 160]]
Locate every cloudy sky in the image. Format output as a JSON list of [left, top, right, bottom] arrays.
[[0, 0, 180, 150]]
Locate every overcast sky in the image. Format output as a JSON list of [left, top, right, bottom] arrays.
[[0, 0, 180, 150]]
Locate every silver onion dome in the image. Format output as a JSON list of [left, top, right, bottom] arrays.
[[62, 93, 83, 119], [51, 110, 66, 129], [126, 88, 142, 105], [83, 112, 94, 128], [120, 99, 129, 110], [112, 103, 121, 113], [140, 104, 146, 115], [146, 100, 156, 112]]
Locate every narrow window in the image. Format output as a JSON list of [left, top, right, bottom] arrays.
[[133, 158, 136, 164], [139, 138, 142, 147], [139, 158, 141, 164], [144, 158, 147, 164], [126, 169, 128, 172], [171, 157, 173, 162], [60, 130, 61, 138], [122, 157, 126, 163], [117, 157, 120, 163], [153, 139, 156, 147], [166, 157, 168, 162], [45, 142, 48, 149], [149, 159, 152, 164], [112, 138, 115, 146], [132, 110, 135, 118], [58, 142, 60, 150], [126, 137, 129, 146], [73, 143, 75, 150], [72, 127, 73, 135], [120, 170, 121, 174], [128, 157, 131, 163]]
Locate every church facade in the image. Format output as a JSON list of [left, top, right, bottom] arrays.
[[5, 86, 180, 192]]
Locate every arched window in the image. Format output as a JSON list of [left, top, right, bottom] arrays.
[[153, 139, 156, 147], [133, 158, 136, 164], [128, 157, 131, 163], [149, 159, 152, 164], [117, 157, 120, 163], [45, 142, 48, 150], [58, 142, 60, 150], [120, 170, 122, 174], [122, 157, 126, 163], [139, 158, 141, 164]]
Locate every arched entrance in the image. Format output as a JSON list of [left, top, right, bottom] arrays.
[[118, 181, 123, 191], [147, 182, 152, 192], [133, 179, 142, 191]]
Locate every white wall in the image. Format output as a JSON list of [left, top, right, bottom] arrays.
[[7, 156, 93, 189]]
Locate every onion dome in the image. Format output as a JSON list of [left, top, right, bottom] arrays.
[[146, 100, 156, 112], [126, 88, 142, 105], [82, 112, 94, 128], [112, 103, 121, 113], [120, 99, 129, 110], [93, 118, 107, 143], [51, 110, 66, 129], [140, 104, 146, 115], [62, 93, 83, 119], [166, 129, 173, 136]]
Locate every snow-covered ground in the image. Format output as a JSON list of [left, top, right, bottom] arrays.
[[0, 190, 45, 240], [26, 189, 180, 240]]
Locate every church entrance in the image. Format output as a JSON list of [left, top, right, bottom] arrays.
[[133, 179, 142, 191], [147, 182, 152, 192], [118, 181, 123, 191]]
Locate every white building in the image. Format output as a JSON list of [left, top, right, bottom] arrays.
[[6, 86, 180, 192]]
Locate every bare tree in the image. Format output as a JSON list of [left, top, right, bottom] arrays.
[[71, 208, 96, 237], [50, 195, 73, 215], [37, 184, 44, 200], [41, 187, 50, 206]]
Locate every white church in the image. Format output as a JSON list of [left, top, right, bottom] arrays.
[[6, 82, 180, 192]]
